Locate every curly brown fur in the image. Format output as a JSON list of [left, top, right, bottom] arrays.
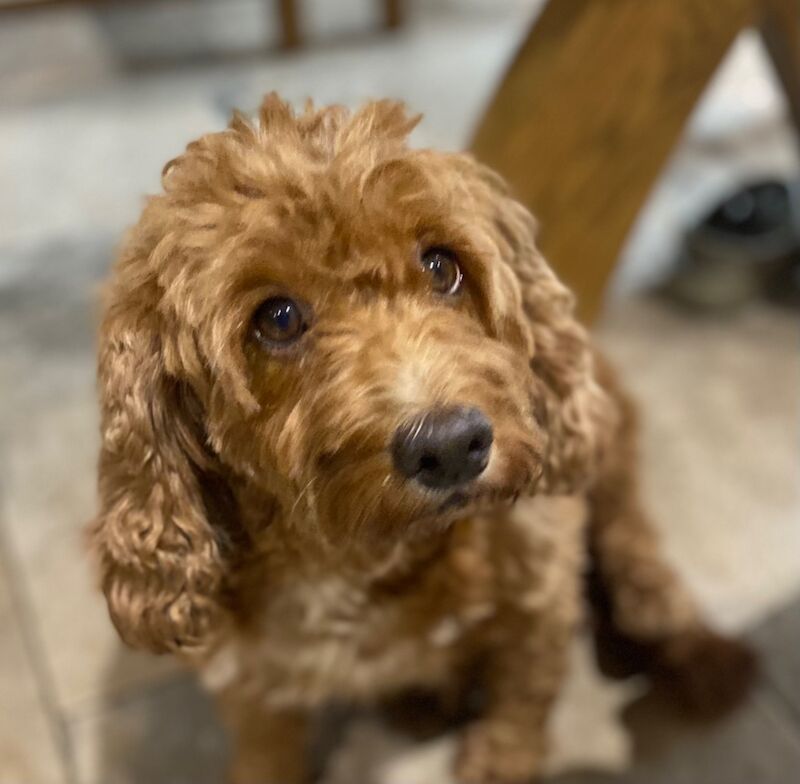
[[89, 94, 754, 784]]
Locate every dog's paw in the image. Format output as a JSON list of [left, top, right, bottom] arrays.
[[656, 629, 758, 719], [455, 720, 545, 784]]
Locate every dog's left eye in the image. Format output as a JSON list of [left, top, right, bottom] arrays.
[[420, 247, 463, 295], [252, 296, 308, 347]]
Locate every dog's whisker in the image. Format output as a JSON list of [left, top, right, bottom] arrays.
[[290, 477, 316, 519]]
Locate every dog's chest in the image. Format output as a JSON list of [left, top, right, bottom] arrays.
[[200, 498, 587, 707], [253, 525, 497, 704]]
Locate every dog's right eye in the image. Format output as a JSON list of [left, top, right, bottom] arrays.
[[420, 247, 463, 296], [252, 297, 308, 347]]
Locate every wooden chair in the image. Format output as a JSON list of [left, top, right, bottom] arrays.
[[0, 0, 404, 50], [277, 0, 403, 48], [471, 0, 800, 322]]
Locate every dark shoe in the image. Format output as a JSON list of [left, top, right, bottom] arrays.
[[663, 179, 800, 311]]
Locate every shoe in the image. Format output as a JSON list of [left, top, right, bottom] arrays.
[[662, 179, 800, 311]]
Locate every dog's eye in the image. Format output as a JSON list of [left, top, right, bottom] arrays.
[[252, 297, 307, 346], [420, 247, 463, 295]]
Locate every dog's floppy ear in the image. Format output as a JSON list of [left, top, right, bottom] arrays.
[[89, 275, 229, 655], [463, 158, 617, 493]]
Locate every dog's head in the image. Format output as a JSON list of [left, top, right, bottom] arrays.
[[90, 95, 612, 654]]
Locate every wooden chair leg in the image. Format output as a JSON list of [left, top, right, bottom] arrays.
[[277, 0, 301, 49], [471, 0, 757, 322], [385, 0, 403, 29], [760, 0, 800, 139]]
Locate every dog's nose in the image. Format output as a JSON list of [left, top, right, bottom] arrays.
[[391, 405, 493, 490]]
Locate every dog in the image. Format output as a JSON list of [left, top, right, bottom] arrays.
[[89, 94, 756, 784]]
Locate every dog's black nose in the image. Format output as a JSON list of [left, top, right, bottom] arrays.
[[391, 405, 493, 490]]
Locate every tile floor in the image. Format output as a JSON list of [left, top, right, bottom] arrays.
[[1, 1, 799, 782]]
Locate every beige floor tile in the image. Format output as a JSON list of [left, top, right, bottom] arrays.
[[69, 671, 226, 784], [0, 242, 178, 713], [0, 363, 178, 712], [597, 300, 800, 630], [0, 557, 65, 784]]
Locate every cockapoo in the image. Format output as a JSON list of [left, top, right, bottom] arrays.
[[90, 95, 755, 784]]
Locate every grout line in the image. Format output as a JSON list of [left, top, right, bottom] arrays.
[[0, 471, 80, 784], [65, 665, 189, 723], [758, 671, 800, 745], [754, 690, 800, 759]]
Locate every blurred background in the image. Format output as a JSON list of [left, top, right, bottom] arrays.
[[0, 1, 798, 783]]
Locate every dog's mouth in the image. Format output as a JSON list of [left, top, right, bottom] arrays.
[[418, 485, 524, 523], [393, 483, 525, 543], [434, 484, 522, 517], [398, 483, 523, 539]]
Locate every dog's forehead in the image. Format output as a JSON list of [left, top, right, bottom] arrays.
[[228, 149, 463, 284], [159, 107, 491, 322]]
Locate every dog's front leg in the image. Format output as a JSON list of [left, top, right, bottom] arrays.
[[456, 602, 574, 784], [456, 503, 583, 784], [219, 692, 310, 784]]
